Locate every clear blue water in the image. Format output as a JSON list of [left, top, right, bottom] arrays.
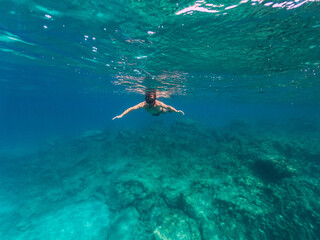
[[1, 1, 320, 239]]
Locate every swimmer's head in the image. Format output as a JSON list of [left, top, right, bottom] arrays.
[[145, 90, 156, 107]]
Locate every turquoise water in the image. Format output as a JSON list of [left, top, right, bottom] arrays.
[[1, 1, 320, 239]]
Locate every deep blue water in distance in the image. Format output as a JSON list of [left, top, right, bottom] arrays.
[[1, 0, 320, 239], [1, 82, 319, 153]]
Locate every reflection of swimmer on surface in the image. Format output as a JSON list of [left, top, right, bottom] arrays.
[[112, 90, 185, 120]]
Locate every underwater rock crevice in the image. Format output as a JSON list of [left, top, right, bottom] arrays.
[[251, 157, 295, 183]]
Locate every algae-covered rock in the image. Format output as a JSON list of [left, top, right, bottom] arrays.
[[163, 187, 213, 221], [163, 188, 184, 209], [4, 119, 320, 240], [153, 210, 201, 240], [111, 180, 148, 209]]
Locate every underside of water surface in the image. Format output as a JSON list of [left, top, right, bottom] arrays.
[[1, 0, 320, 99]]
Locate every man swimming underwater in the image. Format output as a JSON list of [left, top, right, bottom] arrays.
[[112, 90, 184, 120]]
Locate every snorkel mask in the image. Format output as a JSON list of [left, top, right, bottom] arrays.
[[145, 90, 156, 107]]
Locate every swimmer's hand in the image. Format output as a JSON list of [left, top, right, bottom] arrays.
[[177, 110, 185, 115], [112, 115, 122, 120]]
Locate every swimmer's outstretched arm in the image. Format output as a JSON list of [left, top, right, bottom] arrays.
[[159, 101, 185, 115], [112, 102, 145, 120]]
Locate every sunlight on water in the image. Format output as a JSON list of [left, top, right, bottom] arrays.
[[0, 0, 319, 98], [176, 0, 315, 15]]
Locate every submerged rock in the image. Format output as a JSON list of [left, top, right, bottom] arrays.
[[5, 119, 320, 240], [251, 156, 296, 182], [111, 180, 148, 209], [153, 210, 201, 240]]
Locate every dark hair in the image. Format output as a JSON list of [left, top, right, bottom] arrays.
[[145, 90, 156, 105]]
